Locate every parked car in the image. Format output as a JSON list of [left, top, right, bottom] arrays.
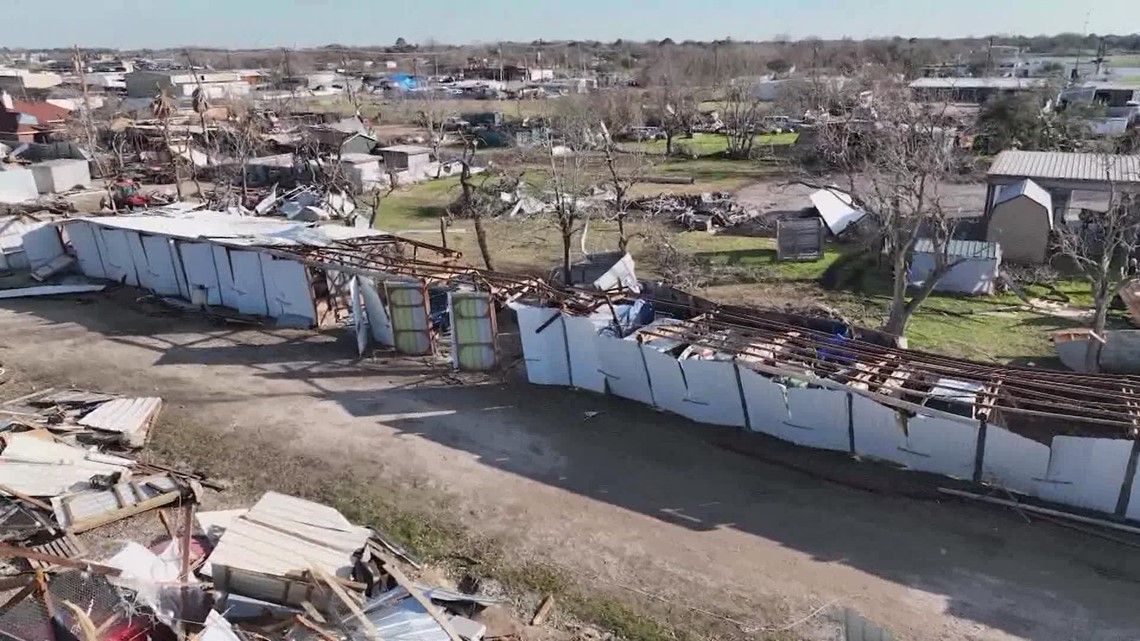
[[628, 126, 666, 141]]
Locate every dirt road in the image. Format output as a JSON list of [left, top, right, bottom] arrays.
[[2, 293, 1139, 641]]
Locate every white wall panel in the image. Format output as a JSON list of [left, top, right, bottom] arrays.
[[66, 222, 106, 279], [596, 334, 653, 405], [1035, 436, 1132, 514], [905, 414, 979, 479], [260, 254, 316, 327], [97, 227, 139, 286], [513, 305, 570, 386], [739, 368, 791, 437], [982, 426, 1051, 496], [679, 358, 746, 427], [177, 242, 222, 305], [641, 347, 688, 416], [783, 387, 851, 451], [851, 395, 908, 465], [562, 314, 609, 393], [229, 250, 269, 316], [136, 234, 182, 296]]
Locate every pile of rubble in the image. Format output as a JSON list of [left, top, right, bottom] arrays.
[[629, 192, 760, 232], [0, 388, 518, 641]]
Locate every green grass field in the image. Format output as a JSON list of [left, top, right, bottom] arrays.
[[625, 132, 799, 157]]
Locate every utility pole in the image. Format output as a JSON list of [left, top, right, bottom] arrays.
[[985, 37, 993, 75], [283, 48, 293, 79], [498, 43, 504, 83]]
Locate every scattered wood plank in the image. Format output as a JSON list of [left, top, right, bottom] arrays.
[[0, 482, 53, 512], [0, 544, 121, 576], [378, 554, 463, 641], [531, 595, 555, 626]]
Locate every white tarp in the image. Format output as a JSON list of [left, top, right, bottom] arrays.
[[177, 242, 223, 305], [386, 282, 432, 355], [65, 221, 107, 279], [981, 425, 1051, 497], [596, 334, 654, 405], [512, 304, 570, 386], [1034, 436, 1132, 514], [678, 358, 747, 427], [562, 313, 609, 393], [359, 276, 394, 346], [783, 387, 851, 451], [739, 367, 791, 437]]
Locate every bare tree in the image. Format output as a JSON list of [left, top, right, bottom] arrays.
[[797, 74, 961, 338], [1058, 158, 1140, 371], [539, 101, 597, 285], [416, 89, 453, 179], [598, 123, 652, 252], [722, 82, 763, 159], [653, 82, 698, 156], [450, 134, 499, 270], [150, 90, 185, 201]]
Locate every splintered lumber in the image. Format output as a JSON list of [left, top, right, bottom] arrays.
[[531, 595, 555, 626], [0, 544, 121, 575], [377, 553, 463, 641], [309, 563, 382, 641]]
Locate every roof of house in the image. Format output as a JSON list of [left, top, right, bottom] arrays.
[[987, 150, 1140, 185], [10, 100, 70, 124], [909, 77, 1049, 91]]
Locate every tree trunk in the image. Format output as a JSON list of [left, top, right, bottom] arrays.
[[882, 250, 912, 336], [473, 214, 495, 271], [1085, 293, 1111, 373], [562, 230, 573, 286], [665, 131, 674, 156], [617, 214, 628, 252]]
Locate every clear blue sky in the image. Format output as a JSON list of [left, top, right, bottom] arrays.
[[5, 0, 1136, 49]]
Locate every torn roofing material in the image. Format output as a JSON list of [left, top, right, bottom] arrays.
[[809, 188, 866, 235], [201, 491, 371, 581], [76, 396, 163, 448]]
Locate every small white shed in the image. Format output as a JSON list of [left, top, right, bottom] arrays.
[[908, 239, 1002, 295], [986, 179, 1053, 264]]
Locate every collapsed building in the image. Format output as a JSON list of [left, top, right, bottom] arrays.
[[4, 209, 1140, 525]]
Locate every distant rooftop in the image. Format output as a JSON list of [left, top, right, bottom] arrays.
[[909, 77, 1050, 90], [988, 150, 1140, 185], [379, 145, 432, 155]]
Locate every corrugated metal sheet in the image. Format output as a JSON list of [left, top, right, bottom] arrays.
[[450, 291, 497, 370], [77, 397, 163, 448], [912, 238, 1000, 259], [291, 588, 450, 641], [988, 151, 1140, 184], [202, 492, 370, 583]]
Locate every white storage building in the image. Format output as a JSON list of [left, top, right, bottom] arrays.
[[908, 239, 1002, 295]]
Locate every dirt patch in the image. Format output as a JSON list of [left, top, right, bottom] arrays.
[[2, 293, 1140, 641]]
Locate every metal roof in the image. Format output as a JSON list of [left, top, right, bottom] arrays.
[[912, 238, 1000, 259], [988, 150, 1140, 184], [380, 145, 433, 155], [73, 210, 382, 248]]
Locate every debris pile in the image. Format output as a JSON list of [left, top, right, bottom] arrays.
[[0, 386, 524, 641], [629, 192, 760, 232]]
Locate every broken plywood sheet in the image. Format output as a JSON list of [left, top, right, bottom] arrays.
[[0, 432, 133, 496], [77, 397, 163, 448], [202, 491, 371, 585]]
